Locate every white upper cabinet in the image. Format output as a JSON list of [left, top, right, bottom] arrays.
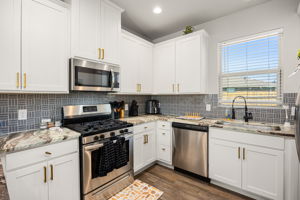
[[100, 0, 121, 65], [138, 42, 153, 94], [154, 30, 209, 94], [72, 0, 100, 60], [0, 0, 21, 92], [153, 41, 176, 94], [71, 0, 123, 65], [22, 0, 69, 92], [0, 0, 69, 93], [120, 33, 140, 93], [176, 33, 207, 94], [120, 30, 153, 94]]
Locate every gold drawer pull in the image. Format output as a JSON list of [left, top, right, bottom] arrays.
[[162, 133, 166, 135], [162, 148, 166, 151], [23, 73, 27, 89], [238, 147, 241, 159], [98, 48, 101, 59], [44, 166, 47, 183], [50, 164, 54, 181], [102, 48, 105, 60], [16, 72, 20, 88], [144, 135, 147, 144], [45, 151, 52, 155], [243, 148, 246, 160]]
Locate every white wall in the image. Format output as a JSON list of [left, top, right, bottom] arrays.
[[154, 0, 300, 93]]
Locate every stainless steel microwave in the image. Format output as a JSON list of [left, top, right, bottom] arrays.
[[70, 58, 120, 92]]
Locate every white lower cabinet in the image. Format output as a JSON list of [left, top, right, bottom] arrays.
[[4, 140, 80, 200], [209, 139, 242, 188], [209, 128, 284, 200], [156, 121, 172, 164], [133, 123, 156, 172], [242, 145, 283, 199]]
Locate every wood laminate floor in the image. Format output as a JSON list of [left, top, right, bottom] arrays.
[[136, 165, 253, 200]]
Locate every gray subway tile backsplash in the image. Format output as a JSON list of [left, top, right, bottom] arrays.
[[0, 92, 297, 136]]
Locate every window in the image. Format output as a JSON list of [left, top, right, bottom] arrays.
[[219, 30, 282, 107]]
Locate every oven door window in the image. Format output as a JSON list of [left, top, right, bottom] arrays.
[[75, 66, 111, 87]]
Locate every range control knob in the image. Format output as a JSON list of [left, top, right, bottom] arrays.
[[124, 129, 128, 133], [110, 132, 115, 137], [100, 135, 105, 139], [93, 136, 99, 141], [120, 130, 125, 134]]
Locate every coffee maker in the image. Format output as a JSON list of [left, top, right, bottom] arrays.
[[146, 100, 161, 114]]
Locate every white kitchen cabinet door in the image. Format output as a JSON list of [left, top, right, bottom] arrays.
[[138, 42, 153, 94], [175, 34, 202, 94], [133, 133, 144, 172], [143, 130, 156, 165], [120, 34, 139, 93], [22, 0, 69, 92], [0, 0, 21, 91], [48, 153, 80, 200], [100, 0, 122, 65], [6, 162, 48, 200], [72, 0, 100, 60], [153, 42, 176, 94], [242, 145, 284, 200], [209, 139, 242, 188]]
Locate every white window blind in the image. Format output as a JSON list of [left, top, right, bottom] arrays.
[[219, 31, 282, 107]]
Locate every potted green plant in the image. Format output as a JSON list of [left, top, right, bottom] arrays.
[[183, 26, 194, 35]]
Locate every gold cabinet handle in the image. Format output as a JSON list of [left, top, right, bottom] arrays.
[[50, 164, 54, 181], [16, 72, 20, 88], [243, 148, 246, 160], [162, 132, 166, 135], [238, 147, 241, 159], [172, 84, 175, 92], [44, 166, 47, 183], [23, 73, 27, 89], [143, 135, 147, 144], [98, 48, 101, 59], [146, 135, 149, 144], [162, 148, 166, 151], [45, 151, 52, 155], [139, 84, 142, 92], [101, 48, 104, 60], [177, 84, 179, 92]]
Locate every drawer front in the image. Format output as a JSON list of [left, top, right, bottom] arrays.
[[6, 139, 78, 171], [157, 145, 171, 163], [134, 122, 155, 134], [157, 121, 171, 130], [210, 128, 284, 150], [157, 129, 171, 146]]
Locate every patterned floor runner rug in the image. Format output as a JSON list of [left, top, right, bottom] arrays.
[[109, 179, 163, 200]]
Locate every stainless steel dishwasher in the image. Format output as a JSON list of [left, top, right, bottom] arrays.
[[172, 122, 209, 179]]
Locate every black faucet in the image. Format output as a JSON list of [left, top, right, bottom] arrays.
[[231, 96, 253, 123]]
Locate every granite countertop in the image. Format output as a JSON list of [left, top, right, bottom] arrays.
[[120, 115, 295, 138], [0, 127, 81, 154], [0, 127, 80, 200]]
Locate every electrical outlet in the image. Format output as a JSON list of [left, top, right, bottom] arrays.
[[18, 109, 27, 120], [125, 104, 129, 111], [206, 104, 211, 112]]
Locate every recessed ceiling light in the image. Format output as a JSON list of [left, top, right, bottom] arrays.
[[153, 7, 162, 14]]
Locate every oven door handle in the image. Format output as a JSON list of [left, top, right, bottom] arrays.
[[84, 143, 104, 152], [110, 69, 115, 91]]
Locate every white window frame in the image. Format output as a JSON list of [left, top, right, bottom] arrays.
[[218, 29, 283, 108]]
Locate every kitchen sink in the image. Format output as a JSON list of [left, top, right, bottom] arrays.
[[219, 121, 281, 131]]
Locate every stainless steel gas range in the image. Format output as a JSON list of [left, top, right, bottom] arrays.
[[62, 104, 134, 200]]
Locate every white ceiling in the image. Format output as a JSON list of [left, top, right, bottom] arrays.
[[111, 0, 270, 41]]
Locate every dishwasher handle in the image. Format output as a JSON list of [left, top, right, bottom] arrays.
[[172, 122, 208, 132]]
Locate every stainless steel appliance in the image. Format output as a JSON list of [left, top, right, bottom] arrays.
[[70, 58, 120, 92], [295, 93, 300, 161], [62, 104, 134, 200], [172, 122, 209, 179], [146, 100, 161, 114]]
